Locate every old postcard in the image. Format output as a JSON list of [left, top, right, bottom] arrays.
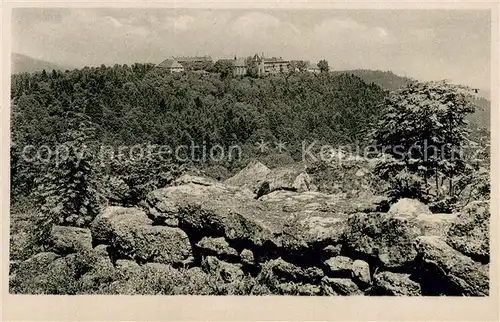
[[1, 1, 498, 321]]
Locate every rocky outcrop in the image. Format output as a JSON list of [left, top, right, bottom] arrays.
[[343, 212, 421, 268], [225, 161, 271, 193], [446, 201, 489, 263], [91, 206, 192, 266], [49, 225, 93, 254], [10, 165, 490, 296], [196, 237, 239, 261], [321, 277, 362, 295], [255, 167, 318, 197], [371, 271, 421, 296], [414, 236, 489, 296], [388, 198, 431, 219]]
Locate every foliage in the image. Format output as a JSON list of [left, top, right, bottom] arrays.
[[318, 60, 329, 73], [371, 80, 483, 209], [213, 59, 234, 79], [32, 113, 101, 248]]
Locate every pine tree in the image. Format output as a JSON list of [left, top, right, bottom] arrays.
[[34, 112, 100, 247]]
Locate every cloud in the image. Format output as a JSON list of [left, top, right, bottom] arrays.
[[12, 9, 490, 90], [231, 12, 281, 37]]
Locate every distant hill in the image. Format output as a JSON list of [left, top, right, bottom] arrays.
[[11, 53, 69, 74], [334, 69, 490, 132], [332, 69, 413, 92]]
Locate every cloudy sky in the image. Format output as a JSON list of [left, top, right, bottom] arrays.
[[12, 8, 491, 90]]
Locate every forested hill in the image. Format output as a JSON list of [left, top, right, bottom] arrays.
[[11, 53, 69, 74], [331, 70, 413, 92], [335, 69, 490, 132], [11, 64, 387, 162]]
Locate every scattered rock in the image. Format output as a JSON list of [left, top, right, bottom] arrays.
[[372, 271, 421, 296], [343, 212, 421, 268], [388, 198, 431, 219], [324, 256, 353, 277], [446, 201, 489, 263], [196, 237, 239, 260], [414, 236, 489, 296], [225, 161, 271, 194], [240, 249, 255, 265], [413, 213, 457, 237], [91, 206, 192, 265], [321, 277, 362, 295], [351, 260, 371, 287], [201, 256, 244, 283], [114, 225, 192, 265], [49, 225, 93, 254], [173, 174, 216, 186], [322, 244, 342, 257], [91, 206, 151, 243], [263, 258, 324, 284]]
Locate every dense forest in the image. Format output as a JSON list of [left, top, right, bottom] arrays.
[[10, 64, 391, 198]]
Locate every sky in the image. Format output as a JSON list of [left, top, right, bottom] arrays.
[[12, 8, 491, 90]]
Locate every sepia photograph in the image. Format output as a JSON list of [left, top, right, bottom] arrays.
[[2, 2, 497, 318]]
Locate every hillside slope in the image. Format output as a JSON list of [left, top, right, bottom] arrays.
[[12, 53, 68, 74], [334, 69, 490, 131]]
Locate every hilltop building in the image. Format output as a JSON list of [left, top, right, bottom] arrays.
[[306, 62, 320, 74], [175, 55, 213, 71], [253, 54, 290, 76], [156, 59, 184, 73], [233, 57, 247, 76]]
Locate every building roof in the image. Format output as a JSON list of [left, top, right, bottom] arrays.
[[174, 55, 213, 62], [157, 59, 184, 69], [263, 57, 289, 64], [233, 57, 247, 67], [306, 62, 319, 70]]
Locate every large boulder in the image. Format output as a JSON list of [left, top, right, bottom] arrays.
[[351, 259, 371, 287], [261, 258, 324, 284], [371, 271, 421, 296], [321, 277, 362, 295], [225, 161, 271, 193], [201, 256, 244, 283], [240, 249, 255, 265], [91, 206, 151, 243], [324, 256, 353, 277], [49, 225, 93, 254], [414, 236, 489, 296], [91, 206, 192, 265], [446, 201, 489, 263], [196, 237, 239, 261], [343, 212, 421, 268], [145, 175, 355, 265], [256, 167, 318, 197], [413, 213, 457, 237], [388, 198, 431, 219], [145, 178, 348, 255]]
